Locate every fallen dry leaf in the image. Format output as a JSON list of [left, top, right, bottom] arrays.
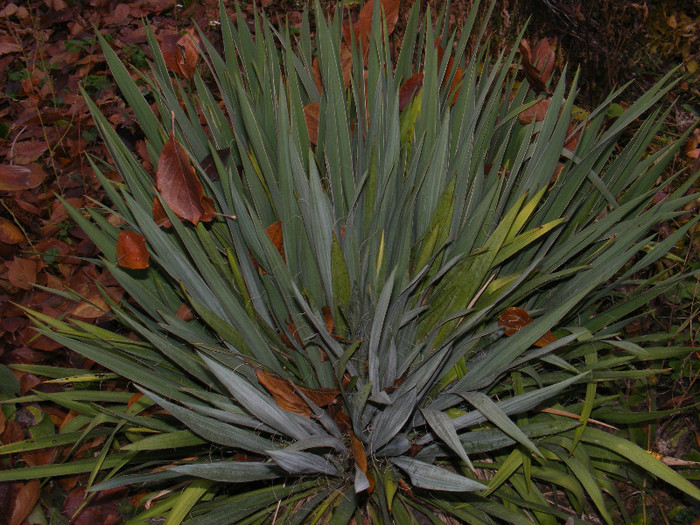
[[519, 38, 555, 94], [0, 164, 46, 191], [0, 218, 24, 244], [349, 430, 375, 492], [435, 39, 463, 104], [518, 98, 550, 124], [9, 480, 40, 525], [256, 368, 339, 417], [303, 102, 320, 146], [156, 122, 206, 224], [6, 256, 39, 290], [399, 72, 424, 111], [498, 306, 557, 348], [116, 230, 150, 270]]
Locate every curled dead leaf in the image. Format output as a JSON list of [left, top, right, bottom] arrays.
[[9, 480, 40, 525], [0, 163, 46, 191], [350, 430, 375, 493], [519, 38, 555, 94], [518, 98, 550, 124], [0, 218, 24, 244], [498, 306, 557, 348], [156, 122, 205, 224], [161, 29, 201, 80], [116, 230, 150, 270], [435, 39, 463, 104], [343, 0, 400, 53], [399, 72, 424, 111], [256, 368, 339, 417], [303, 102, 320, 146], [6, 256, 39, 290]]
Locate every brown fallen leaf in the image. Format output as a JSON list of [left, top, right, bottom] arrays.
[[349, 430, 375, 493], [498, 306, 557, 348], [9, 480, 40, 525], [256, 368, 339, 417], [0, 163, 46, 191], [6, 256, 39, 290], [0, 218, 24, 244], [518, 98, 550, 124], [519, 38, 555, 94], [116, 230, 150, 270], [156, 119, 205, 224], [304, 102, 320, 146], [435, 39, 463, 104], [343, 0, 400, 54], [399, 72, 424, 111], [161, 29, 201, 80]]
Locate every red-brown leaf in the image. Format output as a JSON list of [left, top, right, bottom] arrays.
[[152, 197, 172, 228], [355, 0, 400, 39], [519, 38, 555, 94], [0, 218, 24, 244], [498, 307, 557, 348], [322, 305, 334, 335], [156, 126, 205, 224], [435, 39, 463, 104], [518, 98, 551, 124], [279, 321, 303, 348], [116, 230, 149, 270], [200, 194, 217, 222], [349, 430, 375, 493], [161, 30, 200, 79], [266, 221, 285, 262], [256, 369, 339, 417], [303, 102, 320, 146], [9, 480, 40, 525], [0, 163, 46, 191], [176, 303, 194, 321], [399, 72, 424, 111], [6, 257, 39, 290], [176, 30, 200, 80]]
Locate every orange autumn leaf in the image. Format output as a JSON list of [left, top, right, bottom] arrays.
[[279, 321, 303, 349], [251, 221, 286, 274], [518, 98, 551, 124], [303, 102, 320, 146], [322, 305, 334, 335], [399, 72, 424, 111], [176, 303, 195, 321], [161, 29, 201, 80], [0, 163, 46, 191], [685, 128, 700, 159], [519, 38, 555, 94], [344, 0, 400, 49], [156, 120, 206, 224], [176, 30, 201, 80], [6, 256, 39, 290], [350, 430, 375, 493], [266, 221, 285, 262], [9, 480, 40, 525], [498, 307, 557, 348], [116, 230, 150, 270], [152, 196, 172, 228], [0, 217, 24, 244], [127, 393, 144, 409], [200, 194, 218, 222], [435, 39, 463, 104], [256, 368, 339, 417]]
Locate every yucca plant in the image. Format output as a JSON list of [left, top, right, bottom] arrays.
[[2, 0, 699, 522]]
